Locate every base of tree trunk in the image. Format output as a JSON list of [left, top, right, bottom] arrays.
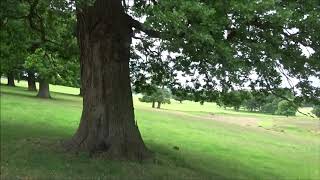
[[7, 73, 15, 87], [28, 82, 37, 91], [37, 81, 51, 98], [27, 72, 37, 91], [63, 134, 152, 161]]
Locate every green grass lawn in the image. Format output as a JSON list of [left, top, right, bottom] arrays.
[[1, 80, 320, 180]]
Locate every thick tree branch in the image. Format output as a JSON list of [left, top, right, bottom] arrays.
[[23, 0, 61, 47], [127, 15, 160, 38]]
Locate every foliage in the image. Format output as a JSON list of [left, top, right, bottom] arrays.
[[243, 98, 263, 112], [261, 102, 278, 115], [0, 18, 29, 77], [276, 100, 297, 117], [217, 90, 250, 111], [1, 0, 79, 87], [171, 88, 187, 103], [260, 95, 281, 114], [132, 0, 320, 107], [139, 87, 171, 107], [241, 91, 266, 112], [311, 106, 320, 118], [1, 0, 319, 106], [24, 48, 62, 82]]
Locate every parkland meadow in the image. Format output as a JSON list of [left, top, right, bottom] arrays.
[[1, 80, 319, 180]]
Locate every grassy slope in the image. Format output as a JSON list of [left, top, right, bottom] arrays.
[[1, 80, 319, 180]]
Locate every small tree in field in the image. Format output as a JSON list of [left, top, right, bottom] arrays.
[[311, 106, 320, 118], [139, 87, 171, 109], [276, 100, 297, 117]]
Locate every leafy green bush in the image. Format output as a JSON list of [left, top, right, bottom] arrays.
[[311, 106, 320, 118], [276, 100, 297, 117]]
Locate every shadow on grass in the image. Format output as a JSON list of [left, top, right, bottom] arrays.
[[0, 85, 287, 179], [0, 85, 82, 104], [1, 117, 283, 180]]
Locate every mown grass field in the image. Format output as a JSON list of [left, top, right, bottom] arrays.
[[1, 80, 319, 180]]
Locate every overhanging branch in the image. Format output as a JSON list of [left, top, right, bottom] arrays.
[[127, 15, 161, 38]]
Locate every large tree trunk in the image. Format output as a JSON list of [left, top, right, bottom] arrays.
[[37, 80, 51, 98], [66, 0, 150, 160], [7, 72, 15, 87], [27, 72, 37, 91], [152, 101, 155, 108]]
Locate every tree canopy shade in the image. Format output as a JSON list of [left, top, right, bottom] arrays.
[[2, 0, 319, 160]]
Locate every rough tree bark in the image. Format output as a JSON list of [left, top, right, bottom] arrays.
[[65, 0, 150, 160], [7, 72, 15, 87], [37, 80, 51, 98], [27, 72, 37, 91], [157, 102, 161, 109]]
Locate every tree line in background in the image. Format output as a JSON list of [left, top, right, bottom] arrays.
[[216, 89, 298, 116], [139, 86, 320, 118]]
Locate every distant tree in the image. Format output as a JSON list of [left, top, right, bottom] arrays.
[[244, 91, 269, 111], [173, 95, 184, 104], [139, 87, 171, 109], [171, 87, 188, 103], [139, 95, 156, 108], [276, 100, 297, 117], [261, 102, 278, 114], [243, 97, 262, 112], [311, 106, 320, 118], [193, 90, 206, 105], [0, 17, 29, 87], [260, 96, 280, 114], [24, 48, 63, 98], [259, 89, 296, 115], [218, 90, 249, 111]]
